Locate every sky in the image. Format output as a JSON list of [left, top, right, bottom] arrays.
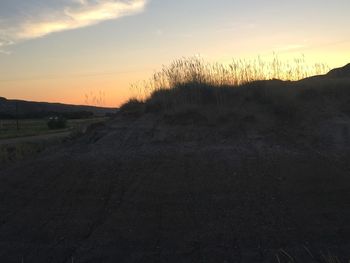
[[0, 0, 350, 107]]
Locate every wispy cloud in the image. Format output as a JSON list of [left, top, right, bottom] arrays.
[[0, 0, 147, 52], [0, 39, 13, 54]]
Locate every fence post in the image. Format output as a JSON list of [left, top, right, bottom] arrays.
[[16, 101, 19, 131]]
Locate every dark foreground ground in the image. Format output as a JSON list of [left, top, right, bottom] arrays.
[[0, 112, 350, 263]]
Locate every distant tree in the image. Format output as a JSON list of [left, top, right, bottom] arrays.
[[47, 116, 67, 129]]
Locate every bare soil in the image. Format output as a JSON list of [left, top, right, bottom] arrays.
[[0, 114, 349, 262]]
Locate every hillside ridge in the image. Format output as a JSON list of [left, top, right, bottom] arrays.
[[326, 63, 350, 78], [0, 97, 116, 118]]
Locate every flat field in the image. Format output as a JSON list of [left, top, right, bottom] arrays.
[[0, 117, 108, 164], [0, 117, 108, 140]]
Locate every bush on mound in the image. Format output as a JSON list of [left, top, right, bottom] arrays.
[[119, 98, 145, 117]]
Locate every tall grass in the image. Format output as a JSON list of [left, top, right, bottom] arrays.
[[130, 55, 329, 101]]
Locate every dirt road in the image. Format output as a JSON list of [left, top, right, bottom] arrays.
[[0, 131, 71, 146], [0, 116, 349, 262]]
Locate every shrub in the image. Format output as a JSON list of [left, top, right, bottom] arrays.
[[119, 98, 145, 117], [47, 116, 67, 130]]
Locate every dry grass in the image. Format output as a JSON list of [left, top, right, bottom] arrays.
[[0, 142, 47, 164], [130, 55, 329, 101], [120, 55, 350, 130]]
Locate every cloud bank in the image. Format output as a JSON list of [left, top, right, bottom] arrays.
[[0, 0, 147, 51]]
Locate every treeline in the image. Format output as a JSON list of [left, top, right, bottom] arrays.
[[0, 111, 95, 120]]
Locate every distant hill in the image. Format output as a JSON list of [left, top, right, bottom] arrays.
[[0, 97, 117, 119]]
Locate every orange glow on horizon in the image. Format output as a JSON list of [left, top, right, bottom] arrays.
[[1, 50, 349, 108]]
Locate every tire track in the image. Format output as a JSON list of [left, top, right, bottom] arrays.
[[62, 120, 163, 262]]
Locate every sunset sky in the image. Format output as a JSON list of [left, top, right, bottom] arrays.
[[1, 0, 350, 107]]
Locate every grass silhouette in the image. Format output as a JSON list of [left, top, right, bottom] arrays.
[[121, 55, 348, 128], [129, 55, 329, 102]]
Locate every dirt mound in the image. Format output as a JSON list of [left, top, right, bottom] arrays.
[[163, 109, 208, 125], [326, 63, 350, 78], [2, 73, 350, 261]]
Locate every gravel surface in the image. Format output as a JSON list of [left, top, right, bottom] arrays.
[[0, 115, 349, 262]]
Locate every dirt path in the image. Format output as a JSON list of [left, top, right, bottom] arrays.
[[0, 117, 349, 262], [0, 131, 71, 146]]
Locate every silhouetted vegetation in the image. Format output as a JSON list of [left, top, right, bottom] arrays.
[[130, 55, 328, 100], [119, 98, 145, 117], [122, 57, 350, 129]]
